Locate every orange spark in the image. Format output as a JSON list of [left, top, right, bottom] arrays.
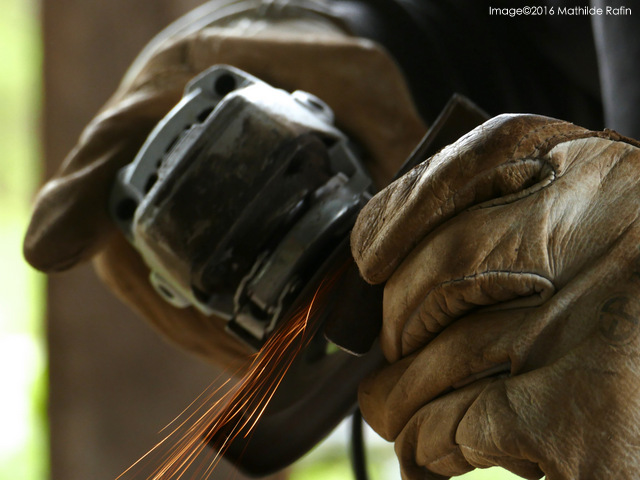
[[118, 268, 343, 480]]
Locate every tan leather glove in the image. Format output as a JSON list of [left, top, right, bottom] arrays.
[[24, 7, 426, 369], [351, 114, 640, 479]]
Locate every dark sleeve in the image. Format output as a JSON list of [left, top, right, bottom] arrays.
[[333, 0, 605, 129], [591, 0, 640, 139]]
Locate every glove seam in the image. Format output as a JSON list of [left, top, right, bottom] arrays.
[[469, 158, 557, 211], [403, 270, 556, 353]]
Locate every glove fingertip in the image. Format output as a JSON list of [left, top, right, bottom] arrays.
[[23, 218, 108, 273], [358, 380, 396, 442], [351, 193, 396, 285], [23, 186, 114, 272]]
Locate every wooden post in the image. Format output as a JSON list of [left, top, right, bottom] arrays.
[[42, 2, 287, 478]]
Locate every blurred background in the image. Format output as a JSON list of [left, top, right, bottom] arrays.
[[0, 0, 46, 478], [0, 0, 522, 478]]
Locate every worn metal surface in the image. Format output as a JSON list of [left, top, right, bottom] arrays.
[[111, 66, 372, 348]]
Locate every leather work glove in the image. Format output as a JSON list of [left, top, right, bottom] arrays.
[[351, 114, 640, 479], [23, 6, 426, 369]]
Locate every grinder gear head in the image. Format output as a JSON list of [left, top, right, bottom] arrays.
[[110, 65, 372, 350]]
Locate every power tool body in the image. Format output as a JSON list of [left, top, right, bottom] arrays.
[[109, 65, 488, 475]]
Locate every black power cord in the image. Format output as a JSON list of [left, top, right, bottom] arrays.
[[350, 409, 370, 480]]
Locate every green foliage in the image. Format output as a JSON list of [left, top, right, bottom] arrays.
[[0, 0, 47, 478]]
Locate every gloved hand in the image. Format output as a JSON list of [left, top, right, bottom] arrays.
[[351, 114, 640, 479], [23, 10, 426, 368], [24, 8, 425, 365]]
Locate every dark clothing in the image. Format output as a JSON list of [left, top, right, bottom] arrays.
[[324, 0, 639, 138], [180, 0, 639, 137]]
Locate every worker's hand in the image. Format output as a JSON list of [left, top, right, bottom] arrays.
[[23, 11, 426, 368], [351, 114, 640, 479]]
